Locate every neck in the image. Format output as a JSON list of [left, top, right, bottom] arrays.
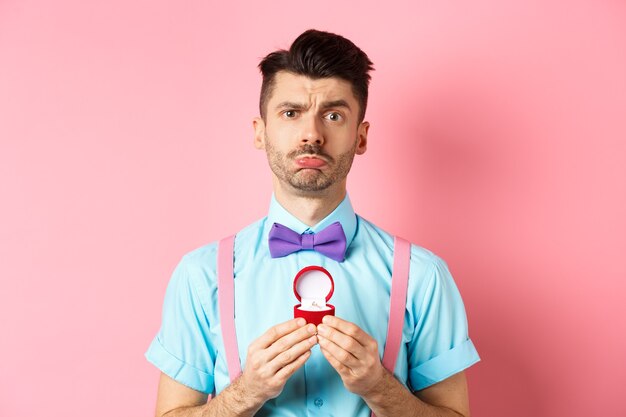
[[273, 179, 347, 227]]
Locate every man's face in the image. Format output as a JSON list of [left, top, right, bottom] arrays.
[[254, 71, 368, 195]]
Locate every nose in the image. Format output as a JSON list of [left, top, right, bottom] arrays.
[[300, 115, 324, 146]]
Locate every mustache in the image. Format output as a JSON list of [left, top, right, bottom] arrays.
[[288, 144, 333, 162]]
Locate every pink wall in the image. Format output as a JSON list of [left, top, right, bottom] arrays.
[[1, 1, 625, 416]]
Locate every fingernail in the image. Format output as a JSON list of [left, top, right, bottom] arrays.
[[296, 318, 306, 326], [309, 335, 318, 345], [322, 315, 331, 324], [317, 324, 327, 335], [307, 324, 316, 333]]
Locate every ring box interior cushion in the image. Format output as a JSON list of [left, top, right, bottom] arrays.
[[293, 266, 335, 325]]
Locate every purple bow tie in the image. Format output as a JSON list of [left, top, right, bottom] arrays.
[[268, 221, 347, 262]]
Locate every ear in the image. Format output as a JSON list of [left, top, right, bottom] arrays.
[[355, 121, 369, 155], [253, 117, 266, 150]]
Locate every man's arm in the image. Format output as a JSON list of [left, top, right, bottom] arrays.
[[317, 316, 470, 417], [154, 318, 317, 417], [363, 370, 470, 417], [154, 372, 272, 417]]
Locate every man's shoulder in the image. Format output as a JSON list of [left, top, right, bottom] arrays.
[[356, 215, 449, 272], [178, 217, 266, 267]]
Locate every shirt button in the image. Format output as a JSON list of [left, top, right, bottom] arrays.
[[314, 397, 324, 407]]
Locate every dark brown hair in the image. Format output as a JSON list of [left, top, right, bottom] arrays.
[[258, 29, 374, 122]]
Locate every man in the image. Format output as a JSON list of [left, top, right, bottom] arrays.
[[146, 29, 480, 417]]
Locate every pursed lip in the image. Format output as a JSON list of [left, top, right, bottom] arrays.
[[294, 155, 328, 169], [295, 154, 327, 162]]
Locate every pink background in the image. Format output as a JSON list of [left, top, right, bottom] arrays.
[[1, 1, 625, 416]]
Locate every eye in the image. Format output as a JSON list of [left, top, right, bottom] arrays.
[[325, 112, 343, 122], [283, 110, 298, 118]]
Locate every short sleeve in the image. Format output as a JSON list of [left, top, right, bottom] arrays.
[[407, 255, 480, 391], [145, 256, 216, 393]]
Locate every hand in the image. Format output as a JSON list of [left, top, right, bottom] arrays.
[[317, 316, 385, 397], [239, 318, 317, 404]]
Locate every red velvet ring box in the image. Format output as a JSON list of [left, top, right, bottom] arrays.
[[293, 266, 335, 325]]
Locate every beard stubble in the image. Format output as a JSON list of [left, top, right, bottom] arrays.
[[264, 136, 358, 192]]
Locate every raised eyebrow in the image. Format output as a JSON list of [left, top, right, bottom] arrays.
[[321, 100, 352, 112], [275, 101, 308, 111]]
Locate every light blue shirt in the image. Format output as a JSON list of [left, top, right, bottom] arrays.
[[146, 195, 480, 416]]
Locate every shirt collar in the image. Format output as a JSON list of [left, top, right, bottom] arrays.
[[265, 194, 358, 250]]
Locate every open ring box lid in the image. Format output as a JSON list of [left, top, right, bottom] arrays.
[[293, 266, 335, 325]]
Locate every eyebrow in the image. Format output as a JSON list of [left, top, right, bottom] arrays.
[[274, 99, 352, 112], [321, 99, 351, 111], [275, 101, 308, 111]]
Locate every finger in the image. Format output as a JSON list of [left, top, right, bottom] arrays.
[[317, 323, 366, 360], [252, 318, 307, 350], [317, 334, 359, 369], [274, 349, 311, 381], [319, 343, 350, 375], [264, 323, 317, 363], [321, 316, 370, 346], [268, 334, 317, 375]]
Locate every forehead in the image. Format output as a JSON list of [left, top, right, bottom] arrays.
[[268, 71, 358, 106]]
